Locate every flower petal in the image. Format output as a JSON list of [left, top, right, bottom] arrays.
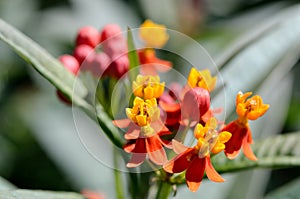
[[242, 132, 257, 161], [146, 136, 167, 165], [186, 157, 206, 192], [163, 148, 194, 173], [172, 139, 189, 154], [127, 153, 146, 168], [113, 119, 130, 128], [124, 125, 140, 140], [205, 156, 224, 182]]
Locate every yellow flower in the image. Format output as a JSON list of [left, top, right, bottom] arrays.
[[139, 19, 169, 48], [187, 68, 217, 92], [236, 91, 270, 121], [194, 117, 231, 157], [132, 75, 165, 99], [126, 97, 159, 127]]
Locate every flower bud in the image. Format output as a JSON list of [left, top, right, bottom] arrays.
[[75, 26, 100, 48], [87, 52, 111, 77], [181, 87, 210, 124], [58, 54, 80, 75], [107, 55, 129, 79], [73, 44, 94, 65], [100, 24, 123, 42]]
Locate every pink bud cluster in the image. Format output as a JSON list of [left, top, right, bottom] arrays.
[[57, 24, 129, 104]]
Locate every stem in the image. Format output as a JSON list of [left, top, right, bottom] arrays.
[[113, 149, 125, 199], [155, 181, 173, 199]]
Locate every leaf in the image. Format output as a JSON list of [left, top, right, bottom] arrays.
[[127, 27, 140, 82], [212, 4, 300, 119], [0, 189, 84, 199], [212, 132, 300, 173], [0, 18, 87, 100], [264, 177, 300, 199]]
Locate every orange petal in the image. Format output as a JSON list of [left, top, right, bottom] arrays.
[[113, 119, 130, 128], [172, 139, 189, 154], [124, 127, 140, 140], [127, 153, 146, 168], [242, 134, 257, 161], [163, 148, 194, 173], [148, 147, 167, 165], [205, 156, 224, 182], [186, 157, 206, 192]]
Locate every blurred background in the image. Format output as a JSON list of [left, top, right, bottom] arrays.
[[0, 0, 300, 198]]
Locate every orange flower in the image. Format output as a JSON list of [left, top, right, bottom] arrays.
[[222, 92, 269, 160], [114, 97, 172, 167], [187, 68, 217, 92], [163, 118, 231, 192], [138, 48, 172, 75]]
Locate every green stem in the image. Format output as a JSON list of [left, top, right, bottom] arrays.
[[155, 181, 173, 199], [113, 149, 125, 199]]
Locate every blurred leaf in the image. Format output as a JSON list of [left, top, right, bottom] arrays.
[[127, 27, 140, 82], [213, 4, 300, 120], [264, 177, 300, 199], [213, 132, 300, 173], [0, 18, 87, 99], [0, 189, 84, 199]]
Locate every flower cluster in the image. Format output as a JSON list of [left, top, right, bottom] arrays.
[[112, 20, 270, 192], [58, 19, 270, 193]]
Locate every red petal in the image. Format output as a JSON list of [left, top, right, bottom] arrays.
[[242, 132, 257, 161], [113, 119, 130, 128], [127, 153, 146, 168], [186, 157, 206, 192], [146, 136, 167, 165], [172, 139, 189, 154], [124, 126, 140, 140], [205, 156, 224, 182], [223, 121, 247, 159], [123, 142, 135, 153], [132, 138, 147, 153], [163, 148, 194, 173]]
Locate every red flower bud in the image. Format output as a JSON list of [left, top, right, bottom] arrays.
[[73, 44, 94, 65], [181, 87, 210, 124], [87, 52, 111, 77], [107, 55, 129, 79], [100, 24, 123, 42], [58, 54, 80, 75], [75, 26, 100, 48]]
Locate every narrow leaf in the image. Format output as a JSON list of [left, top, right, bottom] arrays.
[[127, 27, 140, 82], [0, 18, 87, 99]]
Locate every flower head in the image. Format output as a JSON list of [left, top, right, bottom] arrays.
[[126, 97, 159, 127], [133, 75, 165, 100], [187, 68, 217, 92], [139, 20, 169, 48], [236, 91, 269, 121], [163, 118, 231, 192]]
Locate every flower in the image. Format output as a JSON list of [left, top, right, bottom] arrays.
[[132, 75, 165, 100], [138, 48, 172, 75], [163, 118, 231, 192], [139, 20, 169, 48], [114, 97, 171, 167], [222, 92, 269, 160], [187, 68, 217, 92]]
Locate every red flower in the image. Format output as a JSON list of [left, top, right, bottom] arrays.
[[222, 92, 269, 160], [163, 118, 231, 192]]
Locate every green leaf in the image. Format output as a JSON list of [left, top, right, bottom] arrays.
[[127, 27, 140, 82], [264, 177, 300, 199], [213, 132, 300, 173], [0, 18, 88, 99], [0, 190, 84, 199]]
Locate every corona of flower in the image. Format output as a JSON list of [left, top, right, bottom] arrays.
[[187, 68, 217, 92], [132, 75, 165, 100], [164, 118, 231, 192], [222, 92, 269, 160], [139, 19, 169, 48]]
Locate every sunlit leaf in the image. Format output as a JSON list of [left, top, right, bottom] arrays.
[[0, 190, 84, 199]]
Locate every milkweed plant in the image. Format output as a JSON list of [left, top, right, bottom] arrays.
[[1, 15, 300, 199]]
